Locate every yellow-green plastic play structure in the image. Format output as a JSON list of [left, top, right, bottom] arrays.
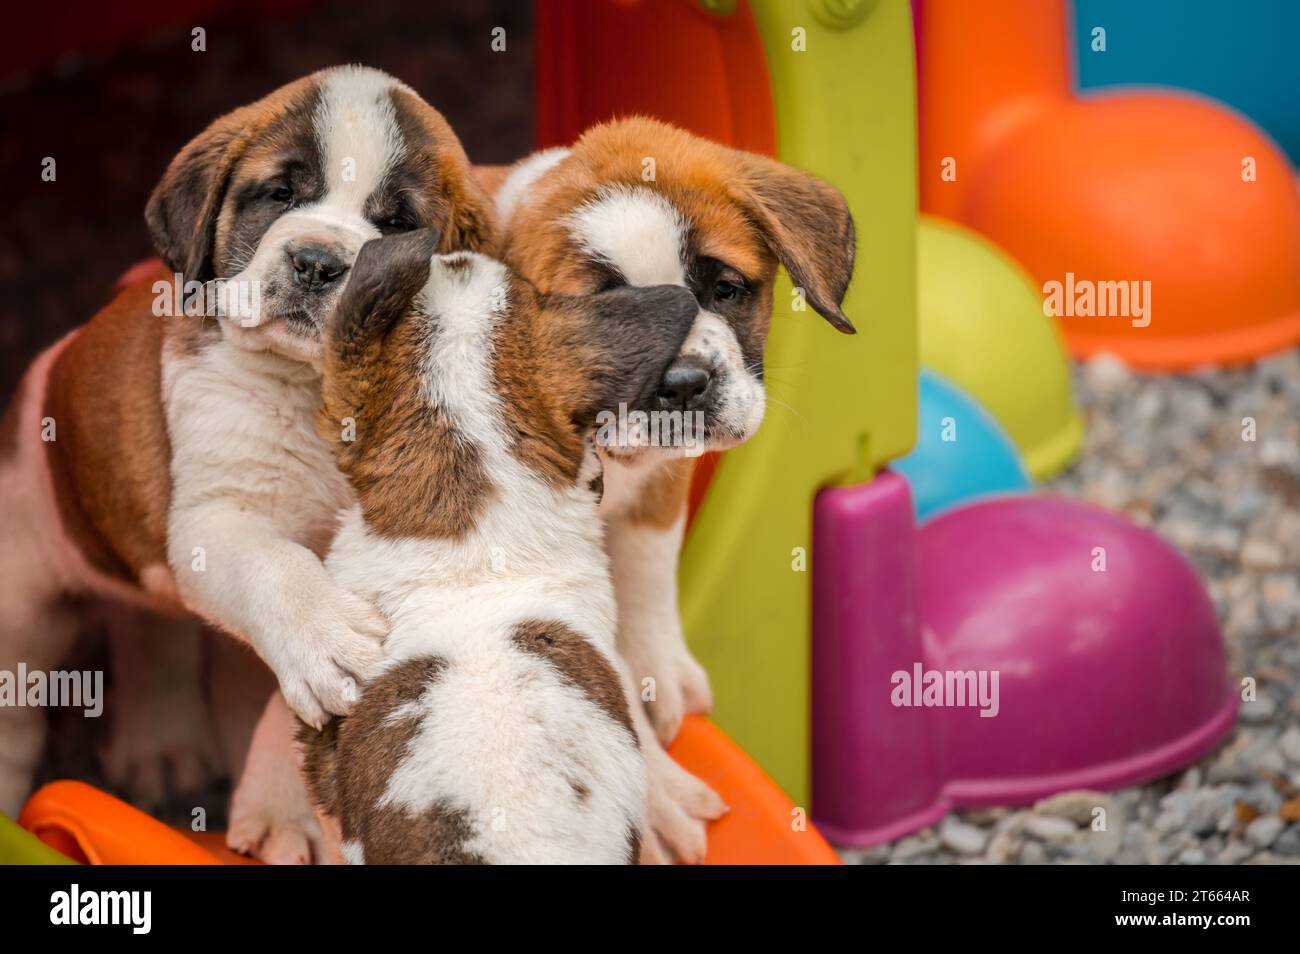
[[0, 811, 74, 865], [679, 3, 917, 807]]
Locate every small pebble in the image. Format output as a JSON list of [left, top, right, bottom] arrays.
[[1024, 814, 1079, 842], [1240, 537, 1285, 570], [1239, 696, 1278, 724], [939, 818, 988, 856], [1019, 842, 1048, 865], [1244, 815, 1285, 849], [1272, 826, 1300, 857], [1219, 839, 1256, 865], [1035, 790, 1109, 825]]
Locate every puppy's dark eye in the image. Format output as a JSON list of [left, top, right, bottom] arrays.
[[714, 279, 742, 302], [269, 185, 294, 205], [378, 215, 417, 235]]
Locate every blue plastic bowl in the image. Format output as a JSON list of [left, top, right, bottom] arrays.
[[893, 369, 1032, 521]]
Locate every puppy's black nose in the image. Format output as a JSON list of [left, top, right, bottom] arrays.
[[656, 360, 712, 412], [288, 245, 348, 291]]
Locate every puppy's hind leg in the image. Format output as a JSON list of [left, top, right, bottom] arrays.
[[611, 654, 727, 865], [100, 609, 222, 810], [227, 690, 332, 865], [0, 594, 83, 817], [207, 630, 277, 786]]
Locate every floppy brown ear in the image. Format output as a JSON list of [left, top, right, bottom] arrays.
[[144, 105, 256, 283], [438, 166, 497, 257], [734, 158, 857, 334]]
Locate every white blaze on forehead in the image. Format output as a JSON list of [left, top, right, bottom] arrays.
[[314, 66, 406, 215], [496, 147, 570, 225], [568, 186, 687, 287]]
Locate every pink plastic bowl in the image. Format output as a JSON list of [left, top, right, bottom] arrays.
[[811, 474, 1237, 845]]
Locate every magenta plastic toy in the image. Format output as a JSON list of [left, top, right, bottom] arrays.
[[812, 472, 1237, 845]]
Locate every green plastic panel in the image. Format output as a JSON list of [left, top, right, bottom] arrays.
[[681, 0, 917, 804]]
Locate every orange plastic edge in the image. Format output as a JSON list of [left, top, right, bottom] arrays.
[[18, 718, 837, 865], [18, 780, 219, 865]]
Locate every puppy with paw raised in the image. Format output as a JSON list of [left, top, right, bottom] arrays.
[[0, 66, 496, 819]]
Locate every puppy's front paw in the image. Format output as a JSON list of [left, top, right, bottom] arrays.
[[630, 642, 713, 747], [640, 747, 728, 865], [264, 589, 388, 728]]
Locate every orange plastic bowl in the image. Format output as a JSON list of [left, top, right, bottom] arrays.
[[962, 91, 1300, 369]]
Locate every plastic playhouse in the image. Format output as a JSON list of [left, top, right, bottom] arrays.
[[11, 0, 1276, 863]]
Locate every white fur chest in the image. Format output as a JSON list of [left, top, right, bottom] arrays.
[[597, 453, 664, 521], [326, 487, 617, 661], [162, 336, 352, 554]]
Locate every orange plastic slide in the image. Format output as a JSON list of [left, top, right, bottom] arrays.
[[18, 716, 839, 865]]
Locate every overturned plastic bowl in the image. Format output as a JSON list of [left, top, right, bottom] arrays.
[[811, 479, 1238, 845], [916, 495, 1237, 806]]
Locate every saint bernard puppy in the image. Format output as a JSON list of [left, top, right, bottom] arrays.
[[295, 228, 701, 863], [0, 65, 495, 816], [479, 116, 857, 840]]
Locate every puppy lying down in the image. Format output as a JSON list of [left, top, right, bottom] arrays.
[[297, 229, 698, 863]]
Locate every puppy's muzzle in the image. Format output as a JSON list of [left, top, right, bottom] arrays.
[[287, 242, 350, 293], [655, 357, 713, 413]]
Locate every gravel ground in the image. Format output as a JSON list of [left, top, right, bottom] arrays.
[[841, 350, 1300, 866]]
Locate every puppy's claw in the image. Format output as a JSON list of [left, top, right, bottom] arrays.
[[644, 748, 725, 865]]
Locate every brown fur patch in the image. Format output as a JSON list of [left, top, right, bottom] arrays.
[[473, 164, 512, 198], [389, 88, 497, 257], [512, 620, 634, 737], [299, 655, 486, 865], [41, 267, 180, 587], [738, 159, 856, 332], [319, 232, 492, 541], [568, 778, 591, 802], [320, 315, 491, 541], [490, 275, 594, 487], [626, 824, 642, 865], [623, 457, 692, 529]]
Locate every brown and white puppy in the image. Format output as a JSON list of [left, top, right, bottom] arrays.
[[0, 66, 494, 818], [482, 117, 856, 858], [295, 229, 700, 863]]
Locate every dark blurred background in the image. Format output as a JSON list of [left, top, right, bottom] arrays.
[[0, 0, 534, 400]]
